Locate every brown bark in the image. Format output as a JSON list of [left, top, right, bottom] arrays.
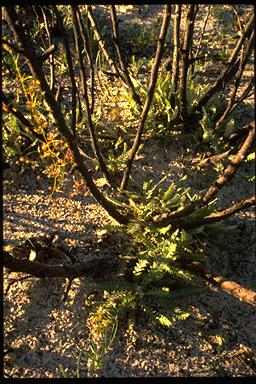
[[228, 76, 254, 117], [171, 4, 182, 94], [186, 262, 256, 306], [3, 94, 46, 142], [38, 44, 57, 65], [179, 5, 197, 133], [176, 195, 255, 230], [4, 251, 255, 306], [120, 5, 172, 191], [86, 5, 121, 78], [53, 5, 77, 137], [110, 5, 142, 108], [71, 6, 114, 187], [213, 276, 256, 306], [215, 30, 254, 129], [153, 125, 255, 226], [202, 124, 255, 204], [3, 251, 117, 279], [4, 6, 129, 225], [196, 149, 232, 168], [192, 12, 254, 114], [76, 5, 95, 114]]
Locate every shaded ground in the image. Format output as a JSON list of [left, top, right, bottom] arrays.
[[3, 4, 255, 378]]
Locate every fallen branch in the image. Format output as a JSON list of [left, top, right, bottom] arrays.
[[186, 262, 256, 306], [3, 251, 118, 279], [4, 250, 255, 307], [213, 276, 256, 306]]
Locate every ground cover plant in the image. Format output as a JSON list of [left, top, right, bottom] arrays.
[[2, 5, 255, 377]]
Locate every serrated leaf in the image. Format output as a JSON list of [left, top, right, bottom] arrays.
[[159, 225, 172, 235], [163, 182, 175, 200], [177, 312, 190, 320], [166, 242, 177, 257], [96, 177, 108, 187], [29, 249, 37, 261], [114, 136, 123, 150], [133, 259, 149, 276], [181, 229, 193, 244], [156, 314, 173, 327], [246, 152, 255, 161]]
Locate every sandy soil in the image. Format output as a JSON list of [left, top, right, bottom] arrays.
[[3, 4, 255, 378]]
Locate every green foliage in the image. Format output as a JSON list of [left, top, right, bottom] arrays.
[[191, 90, 228, 153], [106, 140, 142, 175], [82, 279, 137, 376], [210, 5, 236, 35], [87, 303, 119, 376], [75, 176, 218, 375], [186, 71, 210, 113], [3, 115, 24, 160], [127, 175, 199, 219], [124, 18, 162, 57], [147, 71, 179, 135], [118, 177, 210, 326]]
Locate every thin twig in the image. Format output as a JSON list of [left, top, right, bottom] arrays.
[[194, 5, 211, 59], [215, 30, 254, 129], [192, 12, 254, 114], [71, 6, 114, 187], [179, 5, 197, 133], [110, 5, 142, 108], [53, 5, 77, 138], [120, 5, 172, 191], [86, 5, 121, 79], [229, 76, 254, 116], [76, 5, 96, 114], [4, 5, 130, 225], [171, 4, 182, 94], [41, 6, 55, 91]]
